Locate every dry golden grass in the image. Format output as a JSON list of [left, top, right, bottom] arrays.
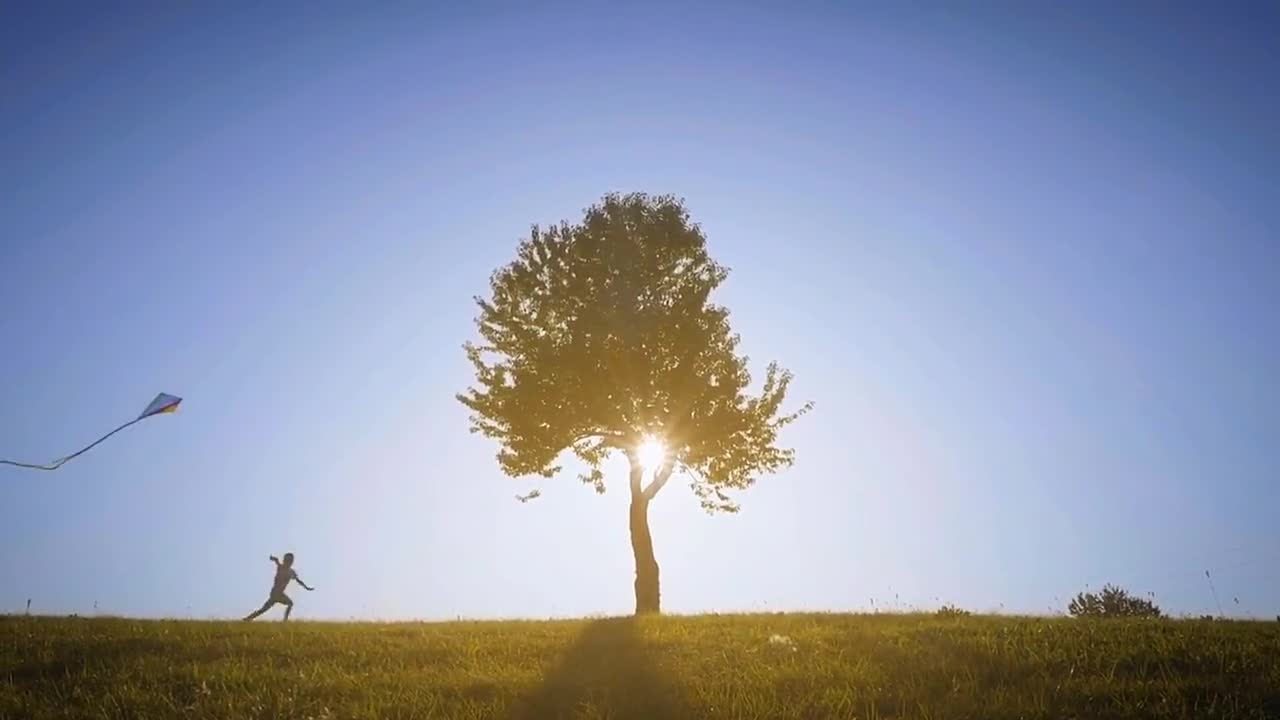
[[3, 612, 1278, 719]]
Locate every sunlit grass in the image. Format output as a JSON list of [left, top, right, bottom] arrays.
[[3, 613, 1277, 719]]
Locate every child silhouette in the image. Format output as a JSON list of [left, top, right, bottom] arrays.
[[243, 552, 314, 622]]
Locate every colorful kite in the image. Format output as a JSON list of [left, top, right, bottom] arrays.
[[1, 392, 182, 471]]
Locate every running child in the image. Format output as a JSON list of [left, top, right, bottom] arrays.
[[243, 552, 314, 622]]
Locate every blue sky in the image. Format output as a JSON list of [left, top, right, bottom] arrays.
[[2, 2, 1277, 620]]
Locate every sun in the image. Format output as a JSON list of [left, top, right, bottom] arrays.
[[636, 436, 668, 472]]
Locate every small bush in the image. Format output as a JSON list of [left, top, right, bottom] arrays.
[[1068, 584, 1162, 618], [936, 604, 970, 618]]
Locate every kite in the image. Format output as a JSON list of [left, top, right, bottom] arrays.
[[1, 392, 182, 471]]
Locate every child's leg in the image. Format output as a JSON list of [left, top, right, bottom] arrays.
[[281, 594, 294, 621], [243, 598, 275, 621]]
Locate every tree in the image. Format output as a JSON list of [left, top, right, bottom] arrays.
[[1067, 584, 1162, 618], [458, 192, 812, 614]]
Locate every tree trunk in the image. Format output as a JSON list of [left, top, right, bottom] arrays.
[[630, 493, 660, 614]]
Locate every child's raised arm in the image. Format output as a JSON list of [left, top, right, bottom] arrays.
[[269, 555, 280, 565]]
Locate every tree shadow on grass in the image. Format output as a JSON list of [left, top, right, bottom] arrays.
[[507, 616, 689, 720]]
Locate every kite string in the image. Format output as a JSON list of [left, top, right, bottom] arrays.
[[0, 458, 61, 470], [0, 417, 141, 471]]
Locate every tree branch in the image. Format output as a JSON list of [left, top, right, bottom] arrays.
[[572, 430, 626, 448], [629, 458, 645, 498], [642, 460, 675, 500]]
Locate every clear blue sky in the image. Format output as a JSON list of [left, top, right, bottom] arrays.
[[2, 2, 1277, 621]]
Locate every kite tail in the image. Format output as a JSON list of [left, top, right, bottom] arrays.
[[0, 417, 142, 471]]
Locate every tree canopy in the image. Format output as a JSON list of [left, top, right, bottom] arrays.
[[458, 192, 811, 512]]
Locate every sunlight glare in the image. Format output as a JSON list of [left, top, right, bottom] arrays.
[[637, 436, 667, 471]]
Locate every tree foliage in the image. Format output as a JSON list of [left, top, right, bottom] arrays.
[[1067, 584, 1163, 618], [457, 192, 811, 512]]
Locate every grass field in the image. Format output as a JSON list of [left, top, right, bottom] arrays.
[[2, 613, 1278, 719]]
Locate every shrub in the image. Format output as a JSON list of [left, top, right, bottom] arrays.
[[1068, 584, 1162, 618], [936, 604, 971, 618]]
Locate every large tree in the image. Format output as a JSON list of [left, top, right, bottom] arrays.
[[458, 192, 811, 614]]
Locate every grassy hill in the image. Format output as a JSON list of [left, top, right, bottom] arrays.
[[2, 612, 1277, 719]]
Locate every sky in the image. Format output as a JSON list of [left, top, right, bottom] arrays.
[[2, 2, 1278, 621]]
